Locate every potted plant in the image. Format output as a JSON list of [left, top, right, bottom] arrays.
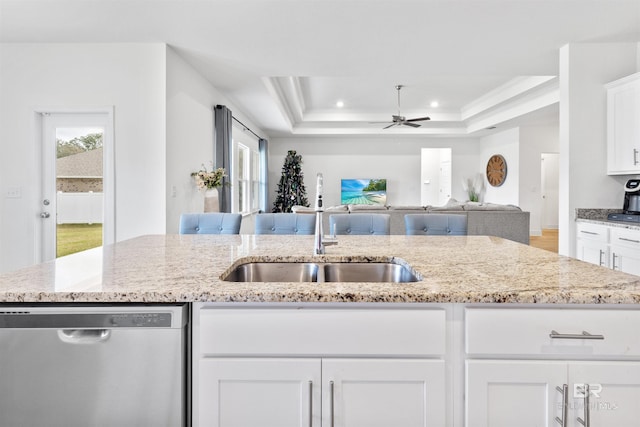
[[191, 164, 227, 212]]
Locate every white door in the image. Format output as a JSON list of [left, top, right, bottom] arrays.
[[198, 358, 321, 427], [541, 153, 559, 229], [570, 362, 640, 427], [39, 111, 113, 262], [439, 159, 452, 206], [466, 360, 567, 427], [323, 358, 446, 427]]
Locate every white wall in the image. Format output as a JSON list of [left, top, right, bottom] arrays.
[[519, 124, 560, 235], [559, 43, 638, 257], [165, 47, 266, 234], [479, 128, 520, 205], [0, 43, 166, 273], [269, 137, 480, 208]]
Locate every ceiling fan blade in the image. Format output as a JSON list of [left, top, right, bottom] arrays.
[[382, 123, 397, 129], [401, 122, 421, 128], [405, 116, 431, 122]]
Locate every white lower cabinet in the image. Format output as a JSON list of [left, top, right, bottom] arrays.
[[610, 227, 640, 275], [199, 357, 445, 427], [466, 360, 566, 427], [465, 307, 640, 427], [467, 361, 640, 427], [193, 304, 449, 427]]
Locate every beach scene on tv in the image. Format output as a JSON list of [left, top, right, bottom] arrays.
[[340, 179, 387, 205]]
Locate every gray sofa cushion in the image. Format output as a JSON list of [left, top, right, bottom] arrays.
[[405, 214, 468, 236]]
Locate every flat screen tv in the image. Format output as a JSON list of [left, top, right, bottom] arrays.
[[340, 179, 387, 206]]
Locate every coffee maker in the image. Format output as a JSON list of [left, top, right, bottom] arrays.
[[624, 179, 640, 214], [608, 179, 640, 222]]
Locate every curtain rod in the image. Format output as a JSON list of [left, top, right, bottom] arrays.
[[232, 115, 263, 141]]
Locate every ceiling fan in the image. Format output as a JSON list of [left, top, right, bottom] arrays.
[[377, 85, 431, 129]]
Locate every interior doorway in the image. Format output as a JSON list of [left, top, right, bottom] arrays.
[[541, 152, 559, 229], [421, 148, 452, 206], [39, 111, 114, 262]]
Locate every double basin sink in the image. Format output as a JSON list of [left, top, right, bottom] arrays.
[[223, 261, 419, 283]]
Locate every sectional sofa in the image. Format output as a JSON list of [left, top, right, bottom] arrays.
[[298, 200, 530, 245]]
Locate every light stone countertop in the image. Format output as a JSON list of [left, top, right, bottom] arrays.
[[1, 234, 640, 304]]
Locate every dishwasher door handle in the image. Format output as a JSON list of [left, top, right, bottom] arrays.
[[57, 329, 111, 344]]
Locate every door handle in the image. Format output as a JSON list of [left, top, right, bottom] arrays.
[[308, 381, 313, 427], [329, 380, 335, 427], [577, 384, 590, 427], [555, 384, 568, 426], [40, 212, 51, 219], [57, 329, 111, 344]]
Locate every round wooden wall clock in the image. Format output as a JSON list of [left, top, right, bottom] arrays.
[[486, 154, 507, 187]]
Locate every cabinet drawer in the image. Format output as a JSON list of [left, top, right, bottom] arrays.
[[199, 307, 446, 357], [576, 223, 609, 242], [610, 227, 640, 249], [466, 308, 640, 357]]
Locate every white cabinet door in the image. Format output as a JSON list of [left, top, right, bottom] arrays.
[[576, 238, 609, 267], [570, 362, 640, 427], [610, 227, 640, 276], [466, 360, 567, 427], [607, 74, 640, 175], [323, 358, 446, 427], [198, 358, 321, 427]]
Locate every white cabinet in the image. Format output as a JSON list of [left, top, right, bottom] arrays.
[[193, 305, 448, 427], [199, 358, 445, 427], [575, 222, 640, 276], [467, 361, 640, 427], [576, 223, 609, 267], [607, 73, 640, 175], [466, 360, 566, 427], [465, 307, 640, 427], [610, 227, 640, 276]]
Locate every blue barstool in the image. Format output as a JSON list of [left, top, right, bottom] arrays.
[[179, 213, 242, 234]]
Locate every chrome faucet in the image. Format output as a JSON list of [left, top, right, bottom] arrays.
[[314, 173, 337, 255]]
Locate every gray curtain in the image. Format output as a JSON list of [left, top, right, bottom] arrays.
[[214, 105, 232, 212], [259, 138, 269, 212]]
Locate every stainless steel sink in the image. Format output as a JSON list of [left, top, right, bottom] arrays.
[[323, 262, 419, 283], [222, 261, 419, 283], [223, 262, 319, 282]]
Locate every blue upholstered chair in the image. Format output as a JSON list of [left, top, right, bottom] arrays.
[[179, 213, 242, 234], [404, 213, 468, 235], [329, 213, 391, 235], [254, 213, 315, 235]]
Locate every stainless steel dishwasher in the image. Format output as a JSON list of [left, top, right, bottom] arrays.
[[0, 304, 189, 427]]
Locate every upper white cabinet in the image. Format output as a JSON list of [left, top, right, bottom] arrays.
[[607, 73, 640, 175]]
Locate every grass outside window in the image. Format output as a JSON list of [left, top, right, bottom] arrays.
[[57, 223, 102, 258]]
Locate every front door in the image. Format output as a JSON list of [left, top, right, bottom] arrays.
[[40, 112, 113, 262]]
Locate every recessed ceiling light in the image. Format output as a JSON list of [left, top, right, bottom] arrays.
[[430, 101, 439, 108], [336, 100, 344, 108]]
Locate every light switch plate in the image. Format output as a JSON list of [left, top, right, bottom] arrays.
[[5, 187, 22, 199]]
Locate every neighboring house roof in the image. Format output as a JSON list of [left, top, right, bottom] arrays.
[[57, 147, 103, 178]]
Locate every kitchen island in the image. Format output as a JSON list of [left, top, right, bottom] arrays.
[[0, 234, 639, 303], [3, 235, 640, 427]]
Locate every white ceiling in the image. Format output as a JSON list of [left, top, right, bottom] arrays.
[[1, 0, 639, 137]]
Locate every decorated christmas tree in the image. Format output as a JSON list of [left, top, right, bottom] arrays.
[[272, 150, 310, 212]]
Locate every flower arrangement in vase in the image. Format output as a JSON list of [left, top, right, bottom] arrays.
[[191, 164, 227, 212]]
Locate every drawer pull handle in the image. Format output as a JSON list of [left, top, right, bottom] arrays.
[[619, 237, 640, 244], [635, 148, 639, 166], [577, 384, 590, 427], [599, 249, 605, 266], [550, 330, 604, 340], [555, 384, 568, 426], [612, 253, 619, 270], [580, 231, 599, 235]]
